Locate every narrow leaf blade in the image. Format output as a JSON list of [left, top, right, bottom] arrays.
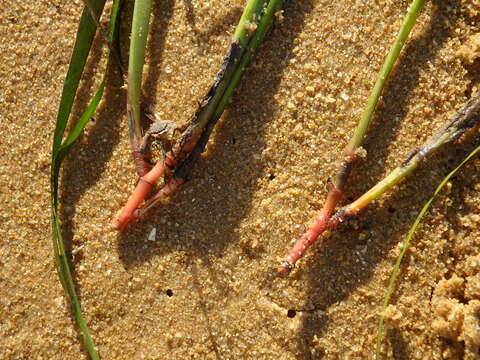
[[49, 0, 121, 358], [375, 145, 480, 358]]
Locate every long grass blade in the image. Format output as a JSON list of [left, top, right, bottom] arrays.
[[50, 0, 121, 358], [127, 0, 153, 175], [52, 0, 107, 156], [374, 144, 480, 358]]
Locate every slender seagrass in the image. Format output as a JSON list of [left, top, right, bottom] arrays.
[[374, 143, 480, 358], [51, 1, 121, 358], [278, 0, 426, 275], [112, 0, 285, 230], [278, 93, 480, 275]]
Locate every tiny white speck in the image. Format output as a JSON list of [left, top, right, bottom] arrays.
[[148, 227, 156, 241], [72, 245, 84, 255], [340, 93, 350, 101]]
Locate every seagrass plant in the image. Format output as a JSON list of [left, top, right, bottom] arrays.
[[112, 0, 286, 230], [278, 0, 427, 275], [49, 0, 480, 358]]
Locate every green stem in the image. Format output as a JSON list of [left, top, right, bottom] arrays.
[[51, 3, 106, 358], [127, 0, 153, 146], [213, 0, 283, 119], [52, 0, 107, 154], [52, 212, 100, 359], [187, 0, 269, 134], [346, 0, 425, 152], [174, 0, 284, 182], [337, 93, 480, 219], [233, 0, 267, 45], [279, 93, 480, 274], [278, 0, 426, 276]]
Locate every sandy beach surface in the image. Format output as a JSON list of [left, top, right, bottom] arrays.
[[1, 0, 480, 358]]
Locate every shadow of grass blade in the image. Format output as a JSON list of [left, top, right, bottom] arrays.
[[374, 144, 480, 359], [50, 0, 122, 358]]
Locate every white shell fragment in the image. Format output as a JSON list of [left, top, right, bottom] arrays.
[[147, 227, 157, 241]]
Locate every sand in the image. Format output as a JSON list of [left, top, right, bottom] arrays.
[[1, 0, 480, 359]]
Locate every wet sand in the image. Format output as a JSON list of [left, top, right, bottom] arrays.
[[1, 0, 480, 358]]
